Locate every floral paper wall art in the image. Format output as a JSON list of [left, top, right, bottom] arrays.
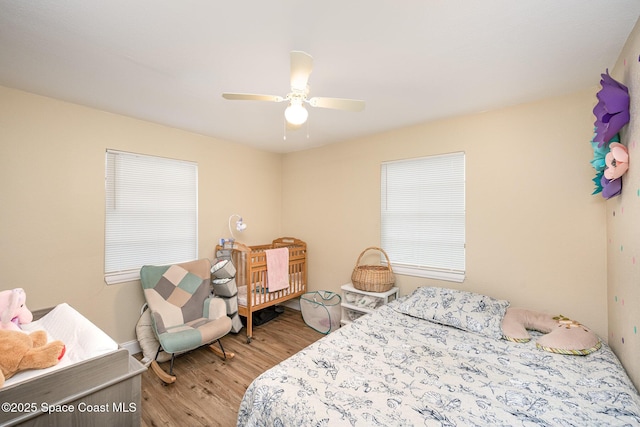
[[591, 70, 630, 199]]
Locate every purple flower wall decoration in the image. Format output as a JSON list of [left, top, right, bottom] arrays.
[[593, 69, 630, 147], [601, 173, 623, 199]]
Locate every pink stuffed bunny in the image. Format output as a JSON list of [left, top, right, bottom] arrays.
[[0, 288, 33, 331]]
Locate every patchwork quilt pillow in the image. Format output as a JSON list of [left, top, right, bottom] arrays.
[[140, 264, 211, 327], [395, 286, 510, 340]]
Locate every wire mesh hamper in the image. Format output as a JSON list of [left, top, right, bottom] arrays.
[[351, 246, 395, 292], [300, 291, 342, 334]]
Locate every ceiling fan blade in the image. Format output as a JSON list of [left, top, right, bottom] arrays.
[[308, 97, 365, 112], [222, 93, 284, 102], [290, 51, 313, 92]]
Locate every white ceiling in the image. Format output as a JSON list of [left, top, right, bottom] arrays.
[[1, 1, 639, 153]]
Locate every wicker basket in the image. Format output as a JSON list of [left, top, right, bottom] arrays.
[[351, 247, 395, 292]]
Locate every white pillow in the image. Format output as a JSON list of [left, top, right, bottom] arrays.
[[395, 286, 509, 339]]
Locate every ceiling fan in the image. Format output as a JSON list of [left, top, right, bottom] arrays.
[[222, 51, 365, 127]]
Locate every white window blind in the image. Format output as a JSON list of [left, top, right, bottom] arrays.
[[381, 152, 465, 282], [104, 150, 198, 284]]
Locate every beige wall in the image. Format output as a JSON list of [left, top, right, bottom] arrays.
[[0, 86, 283, 344], [283, 88, 608, 339], [607, 17, 640, 390]]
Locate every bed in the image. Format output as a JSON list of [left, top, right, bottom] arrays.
[[238, 286, 640, 426], [0, 304, 146, 427], [217, 237, 307, 343]]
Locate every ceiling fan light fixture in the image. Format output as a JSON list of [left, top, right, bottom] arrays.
[[222, 51, 365, 130], [284, 101, 308, 125]]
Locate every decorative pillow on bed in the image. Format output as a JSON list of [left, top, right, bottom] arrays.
[[502, 307, 557, 342], [395, 286, 510, 339], [537, 315, 601, 356], [502, 308, 601, 355]]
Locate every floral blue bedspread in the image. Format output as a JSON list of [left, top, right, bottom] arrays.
[[237, 299, 640, 426]]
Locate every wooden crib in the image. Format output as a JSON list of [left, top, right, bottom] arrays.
[[215, 237, 307, 342]]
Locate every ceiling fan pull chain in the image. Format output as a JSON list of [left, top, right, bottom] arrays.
[[283, 118, 287, 140]]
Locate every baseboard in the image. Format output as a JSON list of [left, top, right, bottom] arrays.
[[280, 297, 300, 311], [120, 339, 141, 356]]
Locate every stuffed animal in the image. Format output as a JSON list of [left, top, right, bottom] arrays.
[[0, 329, 65, 387], [0, 288, 33, 331]]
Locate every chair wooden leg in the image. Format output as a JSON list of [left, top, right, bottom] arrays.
[[150, 345, 176, 383], [150, 360, 176, 384], [209, 339, 235, 360]]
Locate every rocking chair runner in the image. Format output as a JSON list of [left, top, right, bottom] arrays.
[[140, 259, 234, 383]]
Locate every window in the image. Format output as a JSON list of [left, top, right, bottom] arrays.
[[104, 150, 198, 284], [381, 152, 465, 282]]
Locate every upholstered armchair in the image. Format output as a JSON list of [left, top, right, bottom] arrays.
[[140, 259, 233, 383]]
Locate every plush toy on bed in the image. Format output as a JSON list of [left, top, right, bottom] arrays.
[[0, 329, 66, 387], [0, 288, 33, 331]]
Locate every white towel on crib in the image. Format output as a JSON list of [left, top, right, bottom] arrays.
[[266, 247, 289, 292]]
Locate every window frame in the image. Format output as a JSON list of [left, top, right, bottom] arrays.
[[380, 151, 466, 283], [104, 149, 198, 284]]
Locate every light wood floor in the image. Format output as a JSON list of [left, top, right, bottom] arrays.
[[137, 308, 324, 427]]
